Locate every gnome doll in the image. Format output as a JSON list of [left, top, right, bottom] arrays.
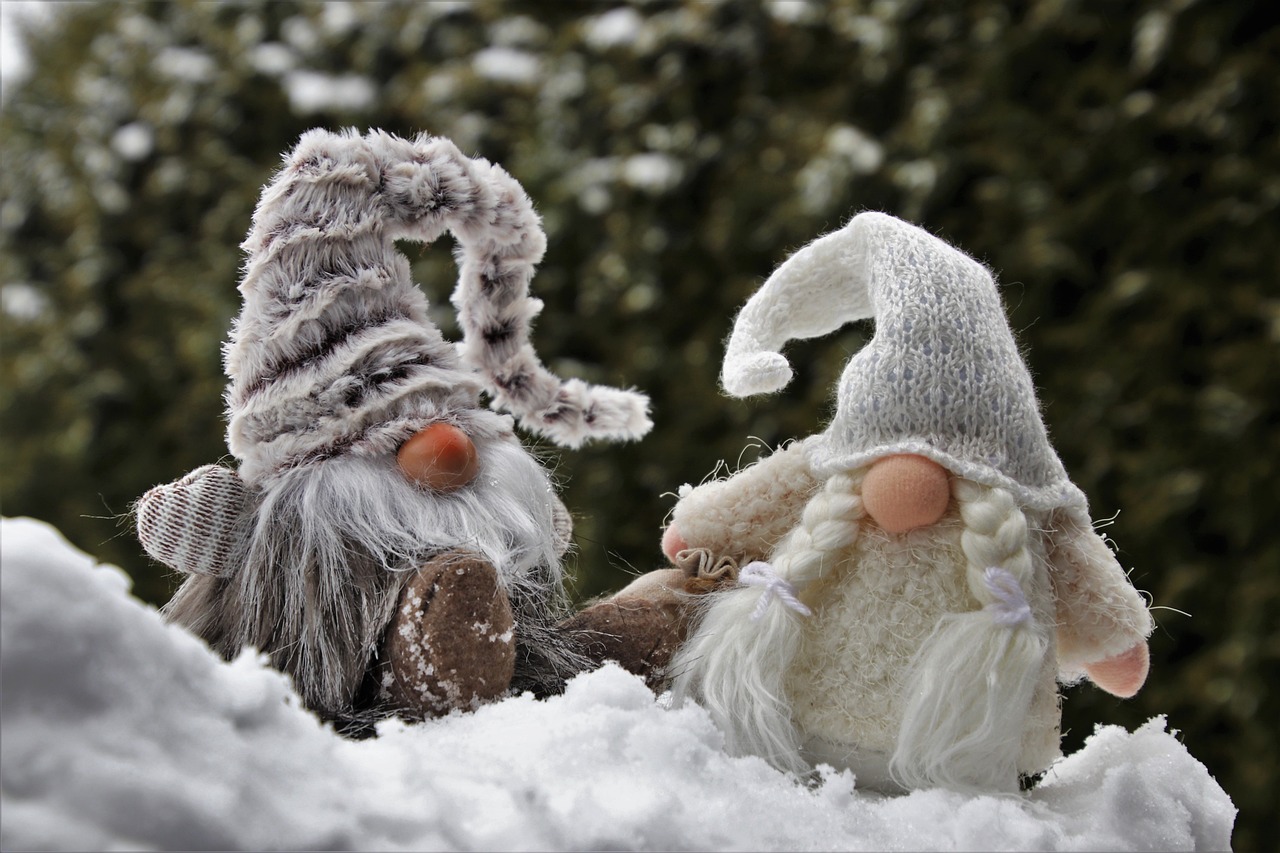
[[656, 212, 1153, 793], [135, 129, 650, 730]]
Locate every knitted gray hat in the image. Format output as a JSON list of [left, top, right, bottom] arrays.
[[137, 128, 649, 575], [721, 211, 1084, 513]]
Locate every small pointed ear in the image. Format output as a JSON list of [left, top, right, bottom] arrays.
[[135, 465, 252, 577]]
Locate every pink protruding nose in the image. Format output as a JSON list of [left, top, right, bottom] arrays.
[[661, 524, 688, 563], [861, 453, 951, 534]]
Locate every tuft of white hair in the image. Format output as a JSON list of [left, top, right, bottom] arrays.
[[889, 479, 1050, 793]]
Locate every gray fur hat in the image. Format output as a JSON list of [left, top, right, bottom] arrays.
[[720, 211, 1084, 513], [228, 128, 650, 485], [137, 128, 650, 575]]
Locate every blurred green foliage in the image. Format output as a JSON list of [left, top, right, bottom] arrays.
[[1, 1, 1275, 848]]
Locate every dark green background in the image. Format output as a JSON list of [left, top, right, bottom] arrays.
[[2, 2, 1275, 849]]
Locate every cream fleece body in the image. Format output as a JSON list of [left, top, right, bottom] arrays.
[[785, 513, 1062, 786]]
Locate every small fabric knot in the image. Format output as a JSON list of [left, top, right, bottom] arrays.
[[673, 548, 740, 583], [982, 566, 1033, 627], [738, 561, 812, 621]]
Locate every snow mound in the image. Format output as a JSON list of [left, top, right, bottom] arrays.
[[0, 517, 1236, 851]]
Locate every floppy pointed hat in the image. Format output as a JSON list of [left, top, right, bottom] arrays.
[[138, 128, 650, 574], [226, 128, 651, 486], [721, 211, 1084, 513]]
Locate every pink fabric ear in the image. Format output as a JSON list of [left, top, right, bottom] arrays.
[[1084, 642, 1150, 698], [861, 454, 951, 534]]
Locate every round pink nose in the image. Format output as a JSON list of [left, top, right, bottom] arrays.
[[861, 454, 951, 533]]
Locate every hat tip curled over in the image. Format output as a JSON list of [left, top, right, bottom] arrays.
[[523, 382, 653, 449], [721, 351, 793, 398]]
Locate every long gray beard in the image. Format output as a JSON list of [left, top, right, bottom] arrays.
[[163, 432, 591, 727]]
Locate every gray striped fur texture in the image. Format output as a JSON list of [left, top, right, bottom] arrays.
[[227, 128, 650, 487]]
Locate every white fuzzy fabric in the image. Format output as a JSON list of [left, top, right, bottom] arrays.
[[721, 211, 1085, 513], [668, 438, 822, 568], [1047, 506, 1155, 671]]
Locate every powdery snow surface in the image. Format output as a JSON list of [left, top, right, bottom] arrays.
[[0, 517, 1236, 851]]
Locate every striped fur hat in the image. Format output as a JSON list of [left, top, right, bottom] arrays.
[[137, 128, 650, 575], [229, 128, 650, 484]]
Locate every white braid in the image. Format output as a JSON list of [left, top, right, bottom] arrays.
[[669, 473, 864, 775], [890, 477, 1050, 793]]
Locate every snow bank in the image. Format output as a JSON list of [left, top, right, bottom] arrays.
[[0, 517, 1236, 851]]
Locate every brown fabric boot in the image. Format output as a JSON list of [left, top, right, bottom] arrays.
[[380, 551, 516, 719]]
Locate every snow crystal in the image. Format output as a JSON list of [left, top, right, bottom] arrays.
[[894, 157, 939, 193], [569, 156, 621, 214], [320, 2, 360, 37], [797, 125, 884, 214], [0, 517, 1237, 851], [837, 13, 891, 53], [584, 7, 645, 50], [767, 0, 820, 25], [488, 15, 548, 49], [281, 16, 321, 54], [0, 0, 56, 95], [1133, 10, 1172, 75], [153, 46, 217, 84], [111, 121, 154, 162], [283, 70, 376, 114], [472, 46, 542, 84]]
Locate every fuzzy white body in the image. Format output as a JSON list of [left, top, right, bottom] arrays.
[[786, 515, 1061, 787]]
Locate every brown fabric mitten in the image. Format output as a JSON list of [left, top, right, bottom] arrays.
[[560, 565, 739, 691], [380, 552, 516, 719], [560, 570, 689, 690]]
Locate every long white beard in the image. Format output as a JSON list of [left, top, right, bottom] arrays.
[[672, 504, 1059, 791], [787, 519, 971, 754], [163, 429, 582, 724]]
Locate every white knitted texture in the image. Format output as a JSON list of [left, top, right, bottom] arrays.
[[226, 129, 650, 486], [721, 211, 1084, 513]]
